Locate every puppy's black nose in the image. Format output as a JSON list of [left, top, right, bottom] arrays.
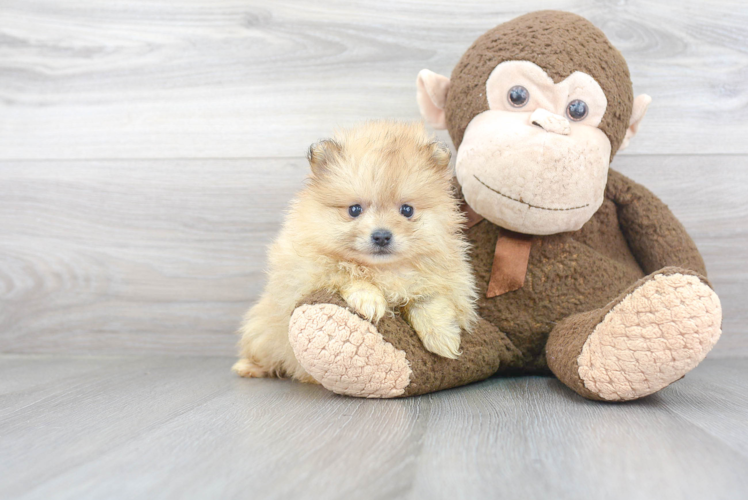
[[371, 229, 393, 247]]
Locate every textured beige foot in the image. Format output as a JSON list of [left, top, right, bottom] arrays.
[[288, 303, 412, 398], [578, 273, 722, 401], [232, 358, 268, 378]]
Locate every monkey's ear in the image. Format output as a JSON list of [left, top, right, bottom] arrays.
[[416, 69, 451, 130], [307, 139, 342, 177], [618, 94, 652, 151]]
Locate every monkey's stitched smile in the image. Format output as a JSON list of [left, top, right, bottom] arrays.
[[473, 175, 590, 212]]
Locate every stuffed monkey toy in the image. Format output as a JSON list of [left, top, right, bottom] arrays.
[[287, 11, 722, 401]]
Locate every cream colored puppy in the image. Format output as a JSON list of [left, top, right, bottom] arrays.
[[233, 121, 478, 382]]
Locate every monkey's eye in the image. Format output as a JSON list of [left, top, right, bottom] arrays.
[[348, 204, 363, 218], [507, 86, 529, 108], [399, 204, 414, 218], [567, 100, 588, 121]]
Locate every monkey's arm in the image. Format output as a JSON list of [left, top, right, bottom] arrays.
[[289, 290, 523, 397], [606, 169, 707, 276]]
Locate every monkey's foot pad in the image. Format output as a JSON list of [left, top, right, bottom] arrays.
[[289, 303, 412, 398], [578, 273, 722, 401]]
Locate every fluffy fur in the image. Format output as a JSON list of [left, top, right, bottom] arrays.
[[233, 121, 478, 381]]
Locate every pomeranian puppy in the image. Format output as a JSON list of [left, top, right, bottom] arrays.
[[233, 121, 478, 382]]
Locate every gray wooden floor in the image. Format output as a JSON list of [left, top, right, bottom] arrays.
[[1, 355, 747, 500], [2, 1, 748, 499]]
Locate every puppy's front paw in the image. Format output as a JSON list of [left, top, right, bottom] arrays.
[[341, 282, 388, 323], [420, 321, 462, 359], [406, 298, 462, 359]]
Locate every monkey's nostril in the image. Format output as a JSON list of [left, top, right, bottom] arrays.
[[532, 121, 544, 129], [371, 229, 393, 247]]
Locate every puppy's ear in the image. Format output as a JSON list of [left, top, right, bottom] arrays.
[[428, 141, 452, 171], [307, 139, 342, 177]]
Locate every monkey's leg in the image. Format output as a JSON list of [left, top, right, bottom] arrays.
[[288, 290, 522, 398], [546, 267, 722, 402]]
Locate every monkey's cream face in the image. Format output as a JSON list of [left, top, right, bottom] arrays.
[[455, 61, 612, 235]]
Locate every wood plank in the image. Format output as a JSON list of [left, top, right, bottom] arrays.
[[1, 155, 745, 356], [408, 374, 748, 500], [0, 354, 117, 417], [1, 0, 747, 159], [0, 355, 236, 499], [0, 158, 306, 356], [2, 355, 747, 499], [658, 358, 748, 457]]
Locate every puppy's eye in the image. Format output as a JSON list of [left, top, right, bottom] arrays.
[[399, 204, 414, 218], [567, 99, 588, 121], [507, 86, 529, 108], [348, 204, 363, 218]]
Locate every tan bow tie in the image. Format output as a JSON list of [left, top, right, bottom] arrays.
[[462, 202, 533, 298]]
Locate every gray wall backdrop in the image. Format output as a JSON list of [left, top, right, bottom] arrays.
[[1, 0, 746, 357]]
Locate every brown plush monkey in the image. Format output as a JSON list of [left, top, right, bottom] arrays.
[[288, 11, 722, 401]]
